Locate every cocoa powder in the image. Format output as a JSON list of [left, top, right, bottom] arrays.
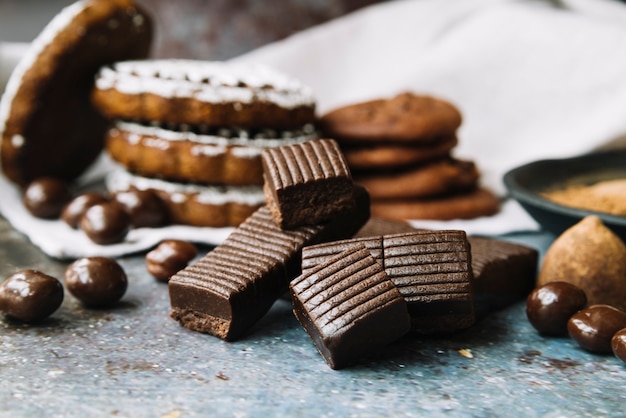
[[542, 179, 626, 216]]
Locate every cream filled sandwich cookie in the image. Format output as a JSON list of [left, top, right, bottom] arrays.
[[91, 59, 317, 130], [106, 168, 265, 227], [106, 121, 317, 186]]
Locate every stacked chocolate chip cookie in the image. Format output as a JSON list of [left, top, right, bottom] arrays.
[[319, 92, 499, 221], [91, 59, 317, 227]]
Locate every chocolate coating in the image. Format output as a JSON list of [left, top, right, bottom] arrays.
[[612, 328, 626, 363], [113, 189, 167, 228], [0, 270, 64, 322], [64, 257, 128, 308], [568, 305, 626, 353], [23, 177, 72, 219], [526, 282, 587, 336], [61, 192, 109, 229], [80, 201, 130, 245], [146, 240, 197, 282]]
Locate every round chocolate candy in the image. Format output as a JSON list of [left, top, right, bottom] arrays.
[[526, 281, 587, 336], [79, 201, 130, 245], [612, 328, 626, 363], [568, 304, 626, 353], [0, 270, 64, 322], [113, 189, 167, 228], [23, 177, 72, 219], [146, 239, 197, 282], [64, 257, 128, 308], [61, 192, 109, 229]]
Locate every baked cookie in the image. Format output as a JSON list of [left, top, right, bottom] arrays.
[[106, 168, 264, 227], [106, 121, 317, 185], [91, 59, 316, 130], [0, 0, 152, 186], [343, 135, 457, 170], [370, 188, 500, 221], [354, 158, 479, 200], [319, 92, 462, 143]]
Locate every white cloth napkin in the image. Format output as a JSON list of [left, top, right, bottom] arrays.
[[2, 0, 626, 258]]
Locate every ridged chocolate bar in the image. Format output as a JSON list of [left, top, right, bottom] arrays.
[[262, 138, 354, 229], [301, 231, 475, 333], [291, 244, 410, 369], [468, 236, 538, 318], [168, 185, 370, 341]]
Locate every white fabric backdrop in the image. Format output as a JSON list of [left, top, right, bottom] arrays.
[[2, 0, 626, 258]]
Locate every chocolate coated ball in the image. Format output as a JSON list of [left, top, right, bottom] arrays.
[[146, 240, 197, 281], [568, 304, 626, 353], [80, 201, 130, 245], [64, 257, 127, 308], [612, 328, 626, 364], [23, 177, 72, 219], [61, 192, 109, 229], [113, 189, 167, 228], [526, 282, 587, 336], [0, 270, 64, 322]]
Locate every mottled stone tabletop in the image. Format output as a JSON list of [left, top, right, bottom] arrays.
[[1, 214, 625, 418]]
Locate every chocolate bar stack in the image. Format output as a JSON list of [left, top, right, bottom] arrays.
[[168, 138, 485, 369]]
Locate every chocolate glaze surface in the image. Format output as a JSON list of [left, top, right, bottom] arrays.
[[146, 240, 197, 282], [0, 269, 63, 322], [291, 244, 410, 369], [612, 328, 626, 363], [568, 305, 626, 353], [79, 201, 130, 245], [64, 257, 128, 308], [113, 189, 167, 228], [61, 191, 108, 229], [23, 177, 72, 219], [526, 282, 587, 336], [168, 186, 370, 341]]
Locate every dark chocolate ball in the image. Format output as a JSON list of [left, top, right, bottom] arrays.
[[612, 328, 626, 363], [64, 257, 128, 308], [0, 270, 64, 322], [568, 305, 626, 353], [79, 201, 130, 245], [23, 177, 72, 219], [526, 281, 587, 336], [113, 189, 167, 228], [146, 239, 197, 281], [61, 192, 109, 229]]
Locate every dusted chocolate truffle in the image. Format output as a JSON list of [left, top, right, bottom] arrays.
[[0, 270, 64, 322], [113, 189, 167, 228], [61, 192, 109, 229], [526, 282, 587, 336], [80, 201, 130, 245], [23, 177, 72, 219], [146, 240, 197, 282], [64, 257, 128, 308]]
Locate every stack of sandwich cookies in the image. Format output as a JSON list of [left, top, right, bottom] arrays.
[[319, 92, 500, 221], [0, 0, 152, 187], [93, 59, 317, 227]]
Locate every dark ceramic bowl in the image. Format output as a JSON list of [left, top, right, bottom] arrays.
[[503, 150, 626, 240]]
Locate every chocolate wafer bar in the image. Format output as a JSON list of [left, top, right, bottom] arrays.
[[301, 230, 475, 333], [168, 185, 370, 341], [291, 244, 410, 369], [468, 236, 538, 318], [262, 138, 354, 229]]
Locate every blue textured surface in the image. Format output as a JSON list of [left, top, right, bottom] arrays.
[[1, 222, 625, 418]]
